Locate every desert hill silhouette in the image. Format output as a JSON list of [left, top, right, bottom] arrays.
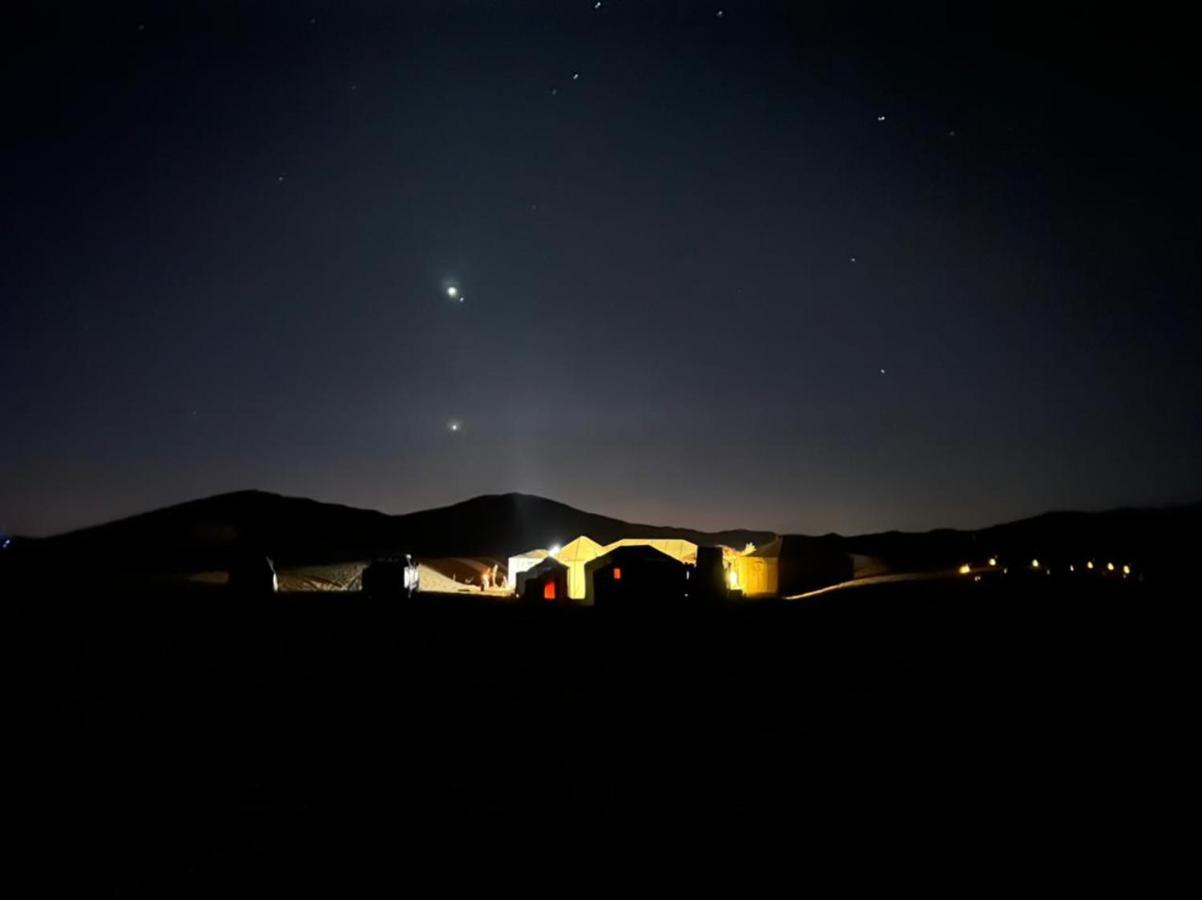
[[26, 490, 773, 572], [10, 490, 1198, 584]]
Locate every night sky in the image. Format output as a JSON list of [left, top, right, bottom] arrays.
[[3, 2, 1200, 537]]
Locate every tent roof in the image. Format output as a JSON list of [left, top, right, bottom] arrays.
[[600, 537, 698, 564], [523, 555, 569, 576], [746, 537, 784, 558], [585, 542, 688, 571], [510, 548, 549, 561], [555, 535, 606, 563]]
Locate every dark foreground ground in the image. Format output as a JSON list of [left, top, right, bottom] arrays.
[[9, 574, 1172, 894]]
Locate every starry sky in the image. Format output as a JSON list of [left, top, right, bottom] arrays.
[[3, 1, 1200, 537]]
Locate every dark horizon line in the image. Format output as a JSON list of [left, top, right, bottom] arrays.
[[12, 487, 1202, 545]]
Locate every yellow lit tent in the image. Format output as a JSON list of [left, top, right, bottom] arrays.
[[554, 535, 606, 600], [599, 538, 699, 566], [731, 544, 779, 596]]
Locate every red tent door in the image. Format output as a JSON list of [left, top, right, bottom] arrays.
[[543, 580, 557, 601]]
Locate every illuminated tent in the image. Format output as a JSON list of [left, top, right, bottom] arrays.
[[599, 538, 699, 565], [554, 535, 606, 600], [506, 548, 549, 590], [730, 536, 854, 597]]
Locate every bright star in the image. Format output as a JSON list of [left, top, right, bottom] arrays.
[[877, 115, 887, 122], [448, 421, 461, 433], [446, 286, 458, 298]]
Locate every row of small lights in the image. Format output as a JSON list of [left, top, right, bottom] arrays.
[[958, 558, 1133, 577]]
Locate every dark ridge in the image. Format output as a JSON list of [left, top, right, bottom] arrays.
[[15, 492, 1197, 584], [27, 490, 774, 572]]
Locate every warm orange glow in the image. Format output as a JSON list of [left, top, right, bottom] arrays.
[[1031, 559, 1040, 569], [988, 557, 997, 567], [958, 563, 971, 575], [612, 567, 622, 581], [1106, 562, 1115, 572], [1122, 564, 1131, 575], [543, 581, 556, 600], [1087, 561, 1094, 570]]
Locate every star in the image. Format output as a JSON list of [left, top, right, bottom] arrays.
[[594, 2, 602, 9], [850, 256, 857, 263], [572, 73, 580, 81], [448, 421, 461, 433], [717, 9, 725, 17], [876, 115, 887, 122], [276, 174, 285, 183], [880, 368, 886, 375], [446, 286, 459, 298]]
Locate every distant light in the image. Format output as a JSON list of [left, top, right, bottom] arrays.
[[550, 544, 561, 556], [1087, 561, 1094, 570], [988, 557, 997, 567], [448, 421, 461, 432], [716, 9, 725, 17], [1106, 562, 1115, 572], [876, 115, 887, 122], [1031, 559, 1040, 569], [572, 72, 580, 80], [958, 563, 971, 575], [1069, 564, 1075, 572], [446, 286, 459, 298], [594, 1, 601, 8], [1122, 564, 1131, 575]]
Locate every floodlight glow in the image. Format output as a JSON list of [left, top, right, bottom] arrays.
[[958, 564, 971, 575], [1107, 562, 1115, 572], [446, 286, 459, 298], [1031, 559, 1040, 569], [988, 557, 997, 567], [1122, 564, 1131, 575]]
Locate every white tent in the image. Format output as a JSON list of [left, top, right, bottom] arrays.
[[506, 548, 549, 590]]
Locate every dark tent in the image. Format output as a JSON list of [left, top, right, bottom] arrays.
[[584, 544, 690, 611], [516, 556, 569, 603]]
